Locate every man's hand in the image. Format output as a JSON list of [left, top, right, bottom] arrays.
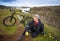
[[25, 31, 29, 36]]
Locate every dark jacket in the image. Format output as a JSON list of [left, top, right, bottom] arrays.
[[26, 19, 44, 33]]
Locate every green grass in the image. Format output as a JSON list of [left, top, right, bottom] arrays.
[[0, 8, 32, 35], [0, 9, 18, 35], [34, 24, 60, 41], [0, 8, 60, 41]]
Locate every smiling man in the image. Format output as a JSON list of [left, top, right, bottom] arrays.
[[17, 14, 44, 41]]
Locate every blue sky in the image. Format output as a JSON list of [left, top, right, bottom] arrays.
[[0, 0, 60, 7]]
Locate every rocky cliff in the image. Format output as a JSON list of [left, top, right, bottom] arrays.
[[29, 6, 60, 29]]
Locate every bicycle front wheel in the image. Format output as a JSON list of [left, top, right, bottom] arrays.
[[3, 16, 16, 26]]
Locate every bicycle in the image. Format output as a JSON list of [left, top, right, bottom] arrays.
[[3, 8, 33, 26]]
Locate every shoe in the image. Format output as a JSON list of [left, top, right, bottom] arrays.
[[17, 35, 24, 41]]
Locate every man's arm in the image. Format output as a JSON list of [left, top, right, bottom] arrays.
[[25, 22, 31, 31]]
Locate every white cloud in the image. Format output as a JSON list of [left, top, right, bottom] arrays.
[[0, 0, 60, 7]]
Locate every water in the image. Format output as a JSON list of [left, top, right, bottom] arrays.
[[16, 7, 30, 13]]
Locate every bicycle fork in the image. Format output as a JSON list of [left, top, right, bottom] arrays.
[[10, 13, 15, 22], [10, 16, 13, 22]]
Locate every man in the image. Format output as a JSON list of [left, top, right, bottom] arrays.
[[17, 14, 44, 41]]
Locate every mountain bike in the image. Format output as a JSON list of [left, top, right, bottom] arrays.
[[3, 9, 33, 26]]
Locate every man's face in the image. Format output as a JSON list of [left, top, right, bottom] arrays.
[[33, 16, 39, 23]]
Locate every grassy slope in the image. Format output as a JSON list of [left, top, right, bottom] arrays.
[[0, 9, 17, 35], [0, 7, 60, 41], [34, 24, 60, 41], [0, 8, 31, 35]]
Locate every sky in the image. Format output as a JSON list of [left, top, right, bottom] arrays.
[[0, 0, 60, 7]]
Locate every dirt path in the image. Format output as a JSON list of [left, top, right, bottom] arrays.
[[0, 19, 34, 41], [12, 19, 34, 41], [12, 26, 34, 41]]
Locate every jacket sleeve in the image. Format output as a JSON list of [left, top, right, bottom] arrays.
[[25, 22, 31, 31], [37, 22, 44, 32]]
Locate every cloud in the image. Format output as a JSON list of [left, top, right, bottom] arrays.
[[0, 0, 60, 7], [0, 0, 15, 2]]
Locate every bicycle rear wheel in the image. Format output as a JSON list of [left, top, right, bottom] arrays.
[[24, 17, 33, 26], [3, 16, 16, 26]]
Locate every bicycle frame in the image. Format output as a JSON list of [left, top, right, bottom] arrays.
[[10, 13, 15, 22], [3, 8, 33, 26]]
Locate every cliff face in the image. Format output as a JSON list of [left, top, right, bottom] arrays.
[[29, 6, 60, 29]]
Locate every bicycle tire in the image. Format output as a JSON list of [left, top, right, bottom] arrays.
[[3, 16, 16, 26], [24, 17, 33, 26]]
